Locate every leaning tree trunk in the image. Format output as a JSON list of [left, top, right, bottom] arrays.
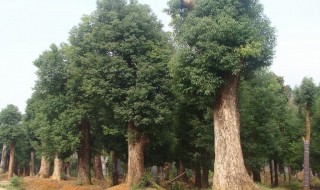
[[93, 153, 104, 180], [51, 156, 63, 180], [77, 117, 92, 185], [0, 144, 7, 174], [303, 107, 311, 190], [29, 150, 35, 176], [127, 121, 149, 187], [213, 74, 258, 190], [8, 141, 16, 179], [38, 155, 50, 178]]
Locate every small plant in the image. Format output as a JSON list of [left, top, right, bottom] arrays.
[[10, 176, 21, 187], [130, 173, 153, 190], [168, 182, 183, 190], [138, 172, 152, 188], [60, 172, 67, 180]]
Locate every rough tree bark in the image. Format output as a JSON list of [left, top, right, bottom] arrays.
[[8, 141, 16, 179], [51, 156, 63, 180], [29, 150, 35, 176], [194, 162, 202, 189], [127, 121, 149, 187], [179, 160, 188, 183], [303, 106, 311, 190], [38, 155, 50, 178], [213, 74, 258, 190], [77, 117, 92, 185], [93, 153, 104, 180], [201, 151, 210, 189], [0, 144, 7, 174]]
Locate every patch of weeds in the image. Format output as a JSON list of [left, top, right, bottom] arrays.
[[168, 182, 183, 190]]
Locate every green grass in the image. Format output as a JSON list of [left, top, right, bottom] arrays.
[[0, 176, 24, 190]]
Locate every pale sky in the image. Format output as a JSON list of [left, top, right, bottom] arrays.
[[0, 0, 319, 113]]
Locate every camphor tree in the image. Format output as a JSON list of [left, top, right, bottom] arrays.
[[294, 77, 316, 190], [68, 0, 173, 187], [239, 69, 289, 185], [0, 104, 22, 179], [167, 0, 276, 189]]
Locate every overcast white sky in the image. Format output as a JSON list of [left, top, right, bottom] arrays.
[[0, 0, 319, 113]]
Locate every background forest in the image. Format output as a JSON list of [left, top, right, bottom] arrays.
[[0, 0, 319, 190]]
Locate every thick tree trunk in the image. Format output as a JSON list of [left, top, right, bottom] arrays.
[[179, 160, 188, 182], [194, 162, 202, 189], [29, 150, 35, 176], [93, 153, 104, 180], [0, 144, 7, 174], [77, 117, 92, 185], [127, 121, 148, 187], [213, 74, 257, 190], [37, 155, 50, 178], [274, 159, 279, 187], [8, 141, 16, 179], [201, 152, 210, 189], [304, 107, 311, 190], [51, 156, 63, 180], [252, 170, 261, 183]]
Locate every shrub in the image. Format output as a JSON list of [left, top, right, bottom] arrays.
[[10, 176, 21, 187]]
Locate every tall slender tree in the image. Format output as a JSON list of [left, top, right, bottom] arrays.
[[294, 77, 316, 190], [167, 0, 276, 189]]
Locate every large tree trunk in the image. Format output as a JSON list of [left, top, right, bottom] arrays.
[[303, 107, 311, 190], [179, 160, 188, 183], [51, 156, 63, 180], [194, 162, 202, 189], [252, 169, 261, 183], [212, 74, 257, 190], [0, 144, 7, 174], [201, 151, 210, 189], [93, 153, 104, 180], [127, 121, 149, 187], [8, 141, 16, 179], [37, 155, 50, 178], [77, 117, 92, 185], [29, 150, 35, 176]]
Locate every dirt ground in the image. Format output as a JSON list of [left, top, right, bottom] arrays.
[[22, 177, 111, 190]]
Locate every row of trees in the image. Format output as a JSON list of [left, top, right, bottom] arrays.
[[0, 0, 319, 189]]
